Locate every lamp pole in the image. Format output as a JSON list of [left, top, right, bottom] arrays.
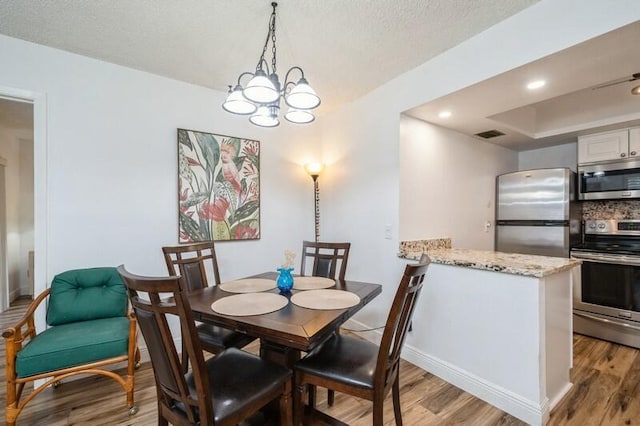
[[311, 174, 320, 242], [304, 163, 323, 242]]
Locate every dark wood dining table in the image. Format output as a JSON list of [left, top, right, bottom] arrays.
[[188, 271, 382, 368]]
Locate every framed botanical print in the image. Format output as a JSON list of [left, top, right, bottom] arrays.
[[178, 129, 260, 242]]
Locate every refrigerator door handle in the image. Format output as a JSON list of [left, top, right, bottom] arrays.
[[496, 220, 570, 226]]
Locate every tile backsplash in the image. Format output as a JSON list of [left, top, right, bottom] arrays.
[[582, 200, 640, 220]]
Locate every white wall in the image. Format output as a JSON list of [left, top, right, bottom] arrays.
[[519, 141, 578, 172], [399, 116, 517, 248], [0, 34, 319, 302]]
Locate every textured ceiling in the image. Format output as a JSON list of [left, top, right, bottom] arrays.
[[0, 0, 539, 114]]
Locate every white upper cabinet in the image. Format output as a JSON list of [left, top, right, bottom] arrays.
[[630, 127, 640, 156], [578, 129, 631, 164]]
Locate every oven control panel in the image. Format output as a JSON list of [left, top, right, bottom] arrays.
[[585, 219, 640, 235]]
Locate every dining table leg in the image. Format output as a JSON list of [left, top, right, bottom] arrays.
[[259, 339, 301, 368]]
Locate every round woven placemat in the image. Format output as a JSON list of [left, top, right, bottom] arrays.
[[293, 276, 335, 290], [219, 278, 277, 293], [290, 289, 360, 310], [211, 293, 288, 316]]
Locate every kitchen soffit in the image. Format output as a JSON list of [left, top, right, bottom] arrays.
[[405, 21, 640, 151]]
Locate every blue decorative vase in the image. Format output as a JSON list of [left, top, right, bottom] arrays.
[[276, 267, 294, 293]]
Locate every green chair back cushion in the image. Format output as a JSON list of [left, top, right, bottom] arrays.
[[16, 317, 130, 378], [47, 267, 127, 326]]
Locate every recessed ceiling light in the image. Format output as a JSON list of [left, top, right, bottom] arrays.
[[526, 80, 546, 90], [438, 110, 452, 119]]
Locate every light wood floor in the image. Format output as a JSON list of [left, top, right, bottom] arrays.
[[2, 299, 640, 425]]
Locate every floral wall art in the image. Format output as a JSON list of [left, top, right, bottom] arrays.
[[178, 129, 260, 242]]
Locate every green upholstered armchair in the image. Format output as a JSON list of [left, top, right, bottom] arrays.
[[2, 267, 140, 426]]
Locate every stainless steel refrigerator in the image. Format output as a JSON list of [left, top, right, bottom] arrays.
[[495, 168, 581, 258]]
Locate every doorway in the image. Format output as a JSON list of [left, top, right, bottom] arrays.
[[0, 96, 34, 311]]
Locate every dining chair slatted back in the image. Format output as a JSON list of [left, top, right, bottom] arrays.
[[162, 242, 256, 372], [118, 267, 209, 424], [301, 241, 351, 280], [118, 266, 293, 426], [293, 255, 430, 426], [163, 242, 221, 290], [301, 241, 351, 407], [376, 255, 429, 392]]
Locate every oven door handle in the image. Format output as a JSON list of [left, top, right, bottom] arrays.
[[571, 252, 640, 266], [574, 311, 640, 331]]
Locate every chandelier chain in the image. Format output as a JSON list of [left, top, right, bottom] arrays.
[[270, 7, 277, 75], [256, 3, 277, 72]]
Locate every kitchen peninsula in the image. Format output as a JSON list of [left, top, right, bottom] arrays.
[[399, 241, 580, 426]]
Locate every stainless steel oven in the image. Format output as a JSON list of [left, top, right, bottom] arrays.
[[571, 219, 640, 348]]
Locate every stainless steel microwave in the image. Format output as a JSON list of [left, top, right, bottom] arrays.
[[578, 159, 640, 200]]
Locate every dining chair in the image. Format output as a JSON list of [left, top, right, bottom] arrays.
[[162, 242, 255, 371], [293, 255, 430, 426], [300, 241, 351, 281], [300, 240, 351, 406], [118, 265, 293, 426]]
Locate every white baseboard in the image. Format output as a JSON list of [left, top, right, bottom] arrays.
[[343, 319, 548, 426], [9, 288, 20, 303], [549, 382, 573, 411]]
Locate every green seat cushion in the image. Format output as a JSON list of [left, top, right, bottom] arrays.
[[16, 317, 130, 378], [47, 267, 127, 326]]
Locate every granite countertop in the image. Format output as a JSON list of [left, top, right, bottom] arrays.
[[404, 248, 581, 278]]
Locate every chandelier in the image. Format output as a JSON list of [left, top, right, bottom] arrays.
[[222, 2, 320, 127]]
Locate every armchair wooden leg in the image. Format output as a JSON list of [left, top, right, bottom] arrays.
[[6, 402, 18, 426], [6, 358, 18, 426], [328, 389, 335, 406]]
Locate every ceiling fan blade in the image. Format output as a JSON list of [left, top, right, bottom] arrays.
[[593, 73, 640, 90]]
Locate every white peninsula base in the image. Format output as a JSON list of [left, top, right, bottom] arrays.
[[398, 249, 579, 425]]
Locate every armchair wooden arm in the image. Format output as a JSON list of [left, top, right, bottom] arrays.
[[3, 288, 50, 368], [2, 288, 49, 338]]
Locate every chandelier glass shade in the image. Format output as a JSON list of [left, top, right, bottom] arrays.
[[222, 2, 320, 127]]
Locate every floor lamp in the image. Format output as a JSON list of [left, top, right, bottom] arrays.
[[304, 163, 323, 242]]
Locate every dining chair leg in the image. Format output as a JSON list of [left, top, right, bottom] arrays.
[[293, 382, 306, 426], [158, 401, 169, 426], [308, 384, 316, 407], [280, 380, 293, 426], [372, 394, 384, 426], [327, 389, 335, 406], [392, 375, 403, 426]]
